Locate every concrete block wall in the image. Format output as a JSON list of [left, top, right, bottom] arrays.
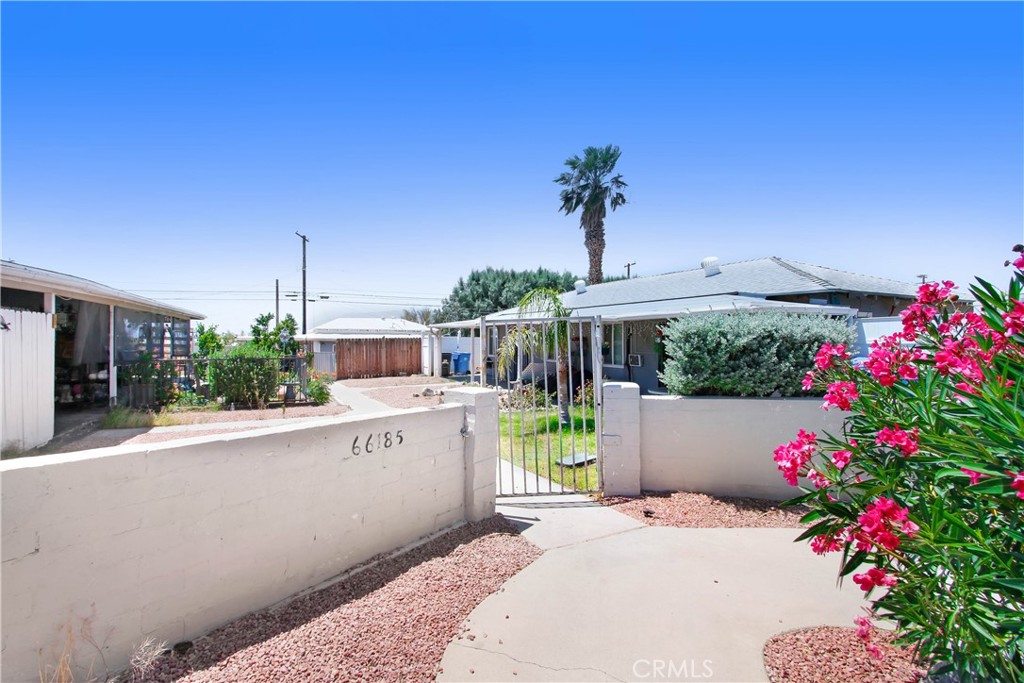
[[602, 383, 845, 500], [1, 396, 497, 683], [442, 387, 498, 522], [601, 382, 641, 496]]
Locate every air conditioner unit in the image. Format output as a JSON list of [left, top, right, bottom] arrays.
[[628, 354, 643, 367]]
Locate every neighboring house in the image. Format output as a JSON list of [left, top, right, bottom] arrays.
[[443, 256, 922, 395], [1, 260, 204, 451], [298, 317, 431, 379]]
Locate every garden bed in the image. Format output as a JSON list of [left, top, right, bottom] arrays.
[[600, 490, 808, 528], [131, 516, 540, 683], [764, 626, 926, 683]]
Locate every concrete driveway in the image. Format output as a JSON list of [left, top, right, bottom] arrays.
[[438, 495, 867, 683]]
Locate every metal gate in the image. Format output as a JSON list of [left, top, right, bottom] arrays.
[[484, 316, 603, 496]]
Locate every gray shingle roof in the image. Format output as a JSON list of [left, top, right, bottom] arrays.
[[559, 256, 920, 313]]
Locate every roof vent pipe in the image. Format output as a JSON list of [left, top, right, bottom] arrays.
[[574, 279, 587, 294], [700, 256, 721, 277]]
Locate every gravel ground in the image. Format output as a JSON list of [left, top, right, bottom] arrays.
[[600, 490, 808, 528], [161, 405, 351, 424], [133, 516, 540, 683], [50, 427, 256, 452], [362, 386, 448, 410], [338, 376, 456, 389], [31, 405, 353, 454], [764, 626, 926, 683]]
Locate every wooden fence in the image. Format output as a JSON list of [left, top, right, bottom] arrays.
[[334, 338, 423, 380]]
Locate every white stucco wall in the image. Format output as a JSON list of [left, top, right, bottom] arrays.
[[638, 395, 845, 500], [1, 397, 495, 683]]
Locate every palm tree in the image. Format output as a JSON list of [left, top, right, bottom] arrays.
[[496, 288, 574, 424], [555, 145, 627, 285]]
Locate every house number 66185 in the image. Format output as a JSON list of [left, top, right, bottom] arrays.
[[351, 430, 403, 456]]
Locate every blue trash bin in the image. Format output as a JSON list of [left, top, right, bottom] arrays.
[[454, 352, 470, 375]]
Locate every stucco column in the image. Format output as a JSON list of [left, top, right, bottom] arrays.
[[602, 381, 642, 496], [442, 386, 498, 521]]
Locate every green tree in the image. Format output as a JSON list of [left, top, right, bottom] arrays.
[[497, 288, 574, 423], [248, 313, 299, 355], [193, 323, 224, 358], [555, 144, 627, 285], [437, 267, 578, 323]]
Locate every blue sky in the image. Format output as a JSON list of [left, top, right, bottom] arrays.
[[3, 1, 1022, 333]]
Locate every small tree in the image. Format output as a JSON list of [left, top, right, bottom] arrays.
[[248, 313, 299, 355], [497, 288, 574, 423], [776, 247, 1024, 680], [194, 323, 224, 357]]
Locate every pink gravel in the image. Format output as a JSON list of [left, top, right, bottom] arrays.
[[134, 516, 540, 683], [600, 490, 808, 528], [764, 626, 926, 683]]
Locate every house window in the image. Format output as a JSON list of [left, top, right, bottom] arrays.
[[602, 323, 625, 366]]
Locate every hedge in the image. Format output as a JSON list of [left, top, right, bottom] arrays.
[[658, 311, 855, 397]]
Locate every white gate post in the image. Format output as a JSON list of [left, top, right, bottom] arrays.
[[443, 386, 498, 521], [601, 381, 641, 496]]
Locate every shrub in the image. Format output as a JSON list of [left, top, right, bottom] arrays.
[[575, 379, 595, 406], [658, 311, 855, 396], [502, 383, 554, 411], [208, 343, 280, 408], [775, 247, 1024, 680], [305, 373, 333, 405]]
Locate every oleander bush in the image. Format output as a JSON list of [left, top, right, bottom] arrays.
[[776, 247, 1024, 681]]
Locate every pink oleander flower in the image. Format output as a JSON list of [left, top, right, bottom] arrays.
[[773, 430, 817, 486], [822, 381, 858, 411], [814, 342, 849, 370], [831, 450, 852, 469], [810, 533, 843, 555], [897, 363, 918, 381], [865, 336, 924, 387], [900, 303, 938, 340], [865, 643, 884, 661], [1011, 472, 1024, 500], [801, 370, 815, 392], [808, 469, 830, 489], [856, 496, 916, 551], [854, 615, 873, 641], [916, 280, 957, 305], [853, 567, 898, 592], [1003, 299, 1024, 336], [961, 468, 986, 485], [876, 426, 919, 457]]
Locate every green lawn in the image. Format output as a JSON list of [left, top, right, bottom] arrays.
[[499, 406, 600, 491]]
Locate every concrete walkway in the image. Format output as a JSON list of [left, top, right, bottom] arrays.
[[438, 495, 868, 683], [327, 382, 393, 415]]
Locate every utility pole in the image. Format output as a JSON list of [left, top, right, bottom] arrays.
[[295, 232, 310, 333], [624, 261, 636, 278], [275, 278, 280, 323]]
